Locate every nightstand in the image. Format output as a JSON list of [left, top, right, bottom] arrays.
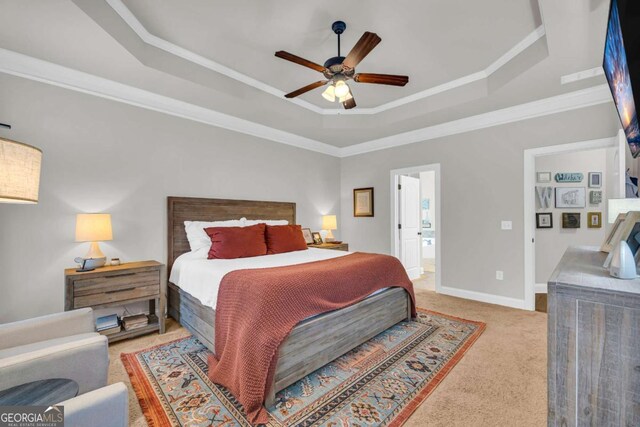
[[308, 242, 349, 251], [64, 260, 165, 342]]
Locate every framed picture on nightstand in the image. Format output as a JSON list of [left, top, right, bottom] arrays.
[[301, 228, 314, 244], [311, 232, 323, 245]]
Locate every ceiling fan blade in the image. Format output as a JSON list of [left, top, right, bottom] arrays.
[[354, 73, 409, 86], [284, 80, 328, 98], [275, 51, 327, 73], [343, 96, 356, 110], [342, 32, 381, 69]]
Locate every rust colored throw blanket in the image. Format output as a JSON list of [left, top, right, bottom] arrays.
[[208, 252, 416, 424]]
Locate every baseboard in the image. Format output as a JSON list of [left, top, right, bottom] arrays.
[[534, 283, 547, 294], [438, 285, 527, 310]]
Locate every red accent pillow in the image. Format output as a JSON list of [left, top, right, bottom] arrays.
[[265, 224, 308, 255], [205, 224, 267, 259]]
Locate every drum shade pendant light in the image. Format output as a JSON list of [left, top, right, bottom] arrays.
[[0, 138, 42, 204]]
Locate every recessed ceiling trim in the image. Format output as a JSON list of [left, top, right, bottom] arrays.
[[104, 0, 546, 116], [0, 48, 339, 156], [339, 84, 613, 157], [560, 67, 604, 85], [0, 48, 611, 159]]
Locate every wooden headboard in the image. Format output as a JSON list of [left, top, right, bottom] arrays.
[[167, 197, 296, 274]]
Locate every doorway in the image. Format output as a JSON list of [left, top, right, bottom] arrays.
[[390, 164, 441, 292], [523, 135, 622, 311]]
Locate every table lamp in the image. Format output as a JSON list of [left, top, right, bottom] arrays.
[[0, 138, 42, 204], [322, 215, 337, 243], [75, 213, 112, 271]]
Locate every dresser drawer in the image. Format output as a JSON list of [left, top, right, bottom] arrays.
[[72, 270, 160, 308]]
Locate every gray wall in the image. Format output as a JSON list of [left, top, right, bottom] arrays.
[[534, 148, 614, 284], [340, 103, 620, 302], [0, 75, 341, 322]]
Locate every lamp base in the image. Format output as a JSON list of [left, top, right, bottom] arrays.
[[324, 229, 336, 243]]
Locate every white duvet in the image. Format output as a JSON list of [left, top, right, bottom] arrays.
[[169, 247, 352, 309]]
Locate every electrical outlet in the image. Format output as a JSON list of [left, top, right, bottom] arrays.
[[501, 221, 512, 230], [496, 270, 504, 280]]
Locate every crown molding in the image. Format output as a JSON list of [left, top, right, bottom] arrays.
[[0, 48, 340, 157], [560, 66, 604, 85], [103, 0, 546, 116], [339, 84, 613, 157], [0, 48, 613, 159]]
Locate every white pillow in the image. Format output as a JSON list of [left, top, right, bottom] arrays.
[[184, 219, 245, 252], [244, 219, 289, 226]]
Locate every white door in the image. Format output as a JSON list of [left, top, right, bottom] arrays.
[[399, 175, 422, 279]]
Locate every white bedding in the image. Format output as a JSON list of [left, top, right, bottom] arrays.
[[169, 247, 352, 309]]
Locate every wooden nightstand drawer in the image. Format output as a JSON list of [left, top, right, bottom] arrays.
[[74, 283, 160, 308], [73, 271, 160, 296]]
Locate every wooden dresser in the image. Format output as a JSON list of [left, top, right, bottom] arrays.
[[64, 260, 165, 342], [548, 246, 640, 426]]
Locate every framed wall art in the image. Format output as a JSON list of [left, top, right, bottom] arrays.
[[555, 187, 586, 208], [536, 212, 553, 229], [536, 172, 552, 183], [589, 190, 602, 205], [562, 212, 581, 229], [588, 172, 602, 188], [587, 212, 602, 228], [353, 187, 374, 217]]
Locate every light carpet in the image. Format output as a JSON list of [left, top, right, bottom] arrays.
[[108, 289, 547, 426], [121, 309, 484, 426]]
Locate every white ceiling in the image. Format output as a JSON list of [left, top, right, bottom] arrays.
[[122, 0, 540, 108], [0, 0, 615, 150]]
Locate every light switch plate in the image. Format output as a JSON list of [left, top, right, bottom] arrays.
[[496, 270, 504, 280], [501, 221, 512, 230]]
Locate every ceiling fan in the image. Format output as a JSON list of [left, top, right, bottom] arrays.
[[275, 21, 409, 110]]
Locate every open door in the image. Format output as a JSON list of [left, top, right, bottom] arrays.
[[399, 175, 422, 279]]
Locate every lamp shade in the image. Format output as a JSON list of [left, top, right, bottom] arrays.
[[0, 138, 42, 204], [608, 198, 640, 223], [76, 214, 113, 242], [322, 215, 337, 230]]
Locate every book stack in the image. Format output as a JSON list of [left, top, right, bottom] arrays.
[[96, 314, 121, 336], [122, 314, 148, 331]]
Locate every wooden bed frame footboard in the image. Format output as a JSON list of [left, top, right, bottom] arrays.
[[166, 197, 412, 406]]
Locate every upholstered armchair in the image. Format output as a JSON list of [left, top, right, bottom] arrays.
[[0, 308, 128, 427], [0, 307, 108, 393]]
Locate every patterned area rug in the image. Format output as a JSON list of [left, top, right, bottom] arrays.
[[122, 309, 485, 426]]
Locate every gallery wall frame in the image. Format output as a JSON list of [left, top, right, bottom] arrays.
[[555, 187, 586, 208], [587, 212, 602, 228], [536, 212, 553, 229], [588, 172, 602, 188], [523, 135, 620, 311]]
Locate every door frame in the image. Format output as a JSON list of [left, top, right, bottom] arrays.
[[390, 163, 442, 292], [523, 134, 621, 311]]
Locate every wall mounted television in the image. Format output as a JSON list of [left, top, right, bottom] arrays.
[[604, 0, 640, 157]]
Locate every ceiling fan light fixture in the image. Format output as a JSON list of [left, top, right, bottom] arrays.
[[321, 84, 336, 102], [338, 91, 353, 103], [334, 80, 350, 98]]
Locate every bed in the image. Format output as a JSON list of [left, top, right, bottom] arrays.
[[166, 196, 413, 406]]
